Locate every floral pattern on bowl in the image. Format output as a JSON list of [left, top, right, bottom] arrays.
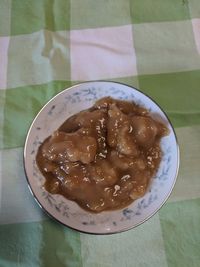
[[24, 81, 179, 234]]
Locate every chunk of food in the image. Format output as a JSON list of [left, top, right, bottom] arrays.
[[41, 130, 97, 164], [131, 116, 158, 148], [74, 109, 107, 128], [95, 97, 114, 109], [108, 150, 134, 170], [107, 104, 139, 156], [117, 126, 139, 156], [107, 103, 130, 148], [88, 160, 118, 186], [36, 97, 168, 213]]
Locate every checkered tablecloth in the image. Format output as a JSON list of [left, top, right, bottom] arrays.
[[0, 1, 200, 266]]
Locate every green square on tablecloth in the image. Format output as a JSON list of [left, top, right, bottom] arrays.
[[0, 220, 82, 267], [3, 81, 71, 149], [70, 0, 131, 29], [108, 76, 139, 89], [0, 221, 42, 267], [159, 198, 200, 267], [0, 0, 11, 36], [10, 0, 70, 35], [80, 214, 168, 267], [130, 0, 190, 24], [138, 70, 200, 127], [7, 30, 70, 89], [169, 125, 200, 203], [133, 20, 200, 76]]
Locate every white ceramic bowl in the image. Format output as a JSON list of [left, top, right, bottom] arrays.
[[24, 81, 179, 234]]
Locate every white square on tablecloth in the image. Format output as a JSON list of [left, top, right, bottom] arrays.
[[192, 19, 200, 55], [70, 25, 138, 81], [0, 37, 10, 90], [0, 148, 45, 224]]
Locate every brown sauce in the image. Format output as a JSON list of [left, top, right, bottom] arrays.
[[36, 97, 169, 213]]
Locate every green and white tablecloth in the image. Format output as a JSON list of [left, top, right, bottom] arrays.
[[0, 1, 200, 266]]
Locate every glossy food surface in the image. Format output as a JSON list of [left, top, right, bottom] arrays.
[[36, 97, 168, 213]]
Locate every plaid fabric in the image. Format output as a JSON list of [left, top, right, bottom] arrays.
[[0, 1, 200, 266]]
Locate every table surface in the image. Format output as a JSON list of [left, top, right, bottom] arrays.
[[0, 1, 200, 267]]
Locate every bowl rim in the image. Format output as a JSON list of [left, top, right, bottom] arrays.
[[23, 80, 180, 235]]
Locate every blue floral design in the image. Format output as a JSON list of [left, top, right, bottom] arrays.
[[48, 105, 56, 116], [42, 191, 70, 218]]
